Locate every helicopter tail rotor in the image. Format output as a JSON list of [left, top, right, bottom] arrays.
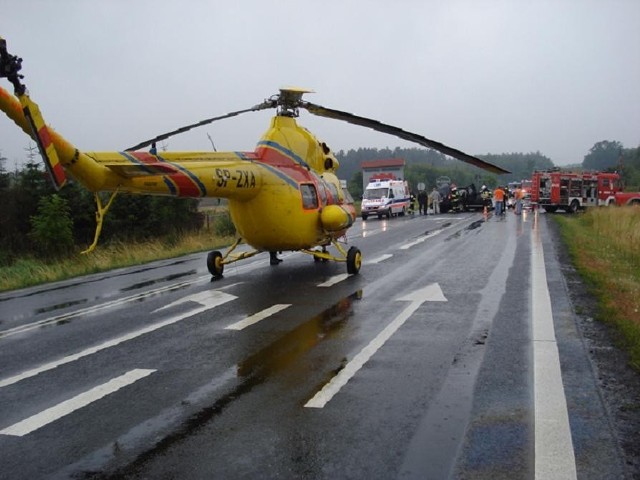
[[1, 37, 68, 189]]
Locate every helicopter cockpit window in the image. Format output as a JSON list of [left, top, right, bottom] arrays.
[[326, 182, 340, 203], [300, 184, 319, 209], [318, 182, 328, 206]]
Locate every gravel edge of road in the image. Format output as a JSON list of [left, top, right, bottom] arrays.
[[546, 216, 640, 479]]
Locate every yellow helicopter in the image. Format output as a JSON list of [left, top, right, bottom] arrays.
[[0, 37, 508, 278]]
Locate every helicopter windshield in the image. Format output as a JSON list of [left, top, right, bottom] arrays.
[[363, 188, 388, 200]]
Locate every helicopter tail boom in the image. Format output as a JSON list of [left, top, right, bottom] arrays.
[[0, 85, 115, 192]]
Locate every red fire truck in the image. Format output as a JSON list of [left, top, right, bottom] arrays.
[[531, 170, 640, 213]]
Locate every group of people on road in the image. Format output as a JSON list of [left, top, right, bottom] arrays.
[[415, 187, 442, 215], [492, 185, 525, 217], [410, 182, 524, 218]]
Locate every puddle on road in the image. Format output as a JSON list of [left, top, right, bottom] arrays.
[[120, 270, 197, 293], [34, 298, 89, 315], [14, 272, 196, 332], [466, 220, 484, 231], [237, 290, 362, 378], [101, 291, 363, 475], [445, 219, 485, 241]]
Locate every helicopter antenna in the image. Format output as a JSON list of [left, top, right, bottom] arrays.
[[207, 133, 217, 152]]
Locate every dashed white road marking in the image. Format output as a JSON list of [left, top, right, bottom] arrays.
[[0, 369, 156, 437], [399, 229, 443, 250], [317, 274, 351, 288], [0, 290, 236, 389], [305, 283, 447, 408], [225, 304, 292, 331], [531, 219, 577, 479], [365, 253, 393, 264]]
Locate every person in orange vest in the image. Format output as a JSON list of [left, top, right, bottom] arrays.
[[493, 186, 505, 217], [514, 187, 524, 215]]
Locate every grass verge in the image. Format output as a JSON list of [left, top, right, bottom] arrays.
[[0, 231, 234, 292], [553, 206, 640, 370]]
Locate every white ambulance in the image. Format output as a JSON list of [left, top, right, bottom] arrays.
[[360, 178, 410, 220]]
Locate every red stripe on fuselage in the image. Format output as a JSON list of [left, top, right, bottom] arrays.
[[129, 151, 201, 197], [255, 146, 314, 184]]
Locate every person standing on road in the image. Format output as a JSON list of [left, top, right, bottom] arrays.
[[514, 187, 524, 215], [493, 186, 505, 217], [417, 190, 428, 215], [431, 187, 441, 214]]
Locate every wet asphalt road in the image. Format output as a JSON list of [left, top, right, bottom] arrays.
[[0, 210, 627, 479]]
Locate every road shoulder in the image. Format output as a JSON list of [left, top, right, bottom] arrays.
[[546, 215, 640, 478]]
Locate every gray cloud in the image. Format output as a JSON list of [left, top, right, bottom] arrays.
[[1, 0, 639, 167]]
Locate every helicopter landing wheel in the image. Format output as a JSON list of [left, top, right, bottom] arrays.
[[346, 246, 362, 275], [207, 251, 224, 278]]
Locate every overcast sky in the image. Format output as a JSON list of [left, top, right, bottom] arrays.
[[1, 0, 639, 169]]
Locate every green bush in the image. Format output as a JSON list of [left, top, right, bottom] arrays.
[[214, 213, 236, 237], [29, 194, 74, 258]]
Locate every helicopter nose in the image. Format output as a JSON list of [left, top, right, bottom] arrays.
[[320, 205, 353, 232]]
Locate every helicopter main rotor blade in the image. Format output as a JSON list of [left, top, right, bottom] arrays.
[[303, 102, 509, 174], [125, 100, 276, 151]]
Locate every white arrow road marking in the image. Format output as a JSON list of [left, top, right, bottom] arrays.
[[153, 288, 239, 312], [0, 290, 237, 389], [0, 280, 206, 339], [532, 223, 577, 479], [399, 229, 443, 250], [225, 304, 292, 331], [305, 283, 447, 408], [0, 369, 156, 437]]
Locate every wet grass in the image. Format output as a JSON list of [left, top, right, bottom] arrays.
[[554, 206, 640, 370], [0, 231, 234, 292]]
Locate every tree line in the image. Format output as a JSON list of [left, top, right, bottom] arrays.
[[0, 149, 203, 265], [337, 141, 640, 198]]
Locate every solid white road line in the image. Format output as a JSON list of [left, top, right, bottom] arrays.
[[225, 304, 292, 331], [0, 369, 155, 437], [0, 291, 236, 389], [305, 283, 446, 408], [531, 219, 577, 479]]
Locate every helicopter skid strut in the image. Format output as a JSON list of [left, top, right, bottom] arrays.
[[82, 189, 120, 254]]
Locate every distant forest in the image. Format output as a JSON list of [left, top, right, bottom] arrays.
[[336, 140, 640, 197]]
